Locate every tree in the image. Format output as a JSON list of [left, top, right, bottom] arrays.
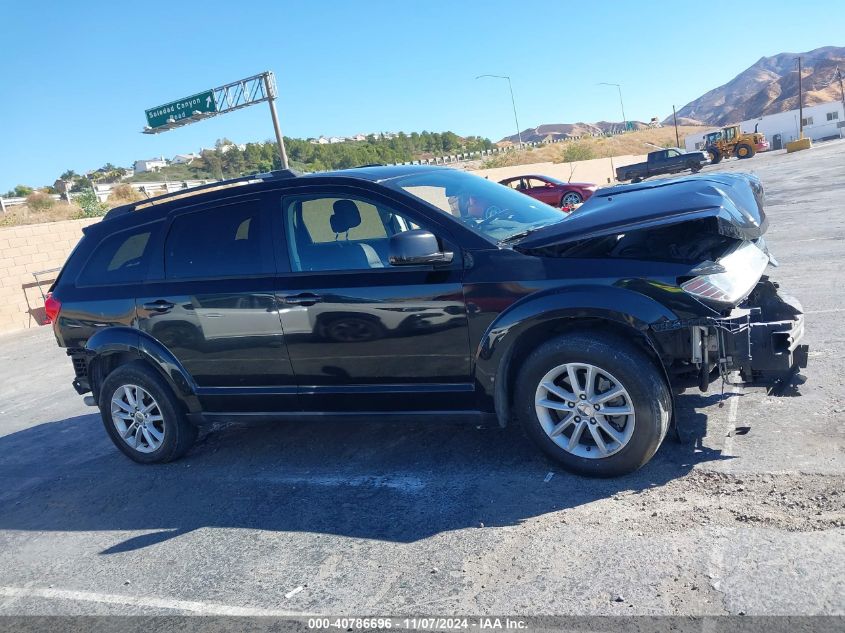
[[201, 150, 224, 180], [221, 145, 245, 178], [70, 176, 93, 193], [9, 185, 34, 197], [60, 169, 78, 181]]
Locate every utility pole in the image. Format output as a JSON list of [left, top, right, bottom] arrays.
[[672, 105, 680, 147], [797, 56, 804, 139]]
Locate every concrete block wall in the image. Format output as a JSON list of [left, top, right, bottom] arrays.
[[0, 218, 99, 335]]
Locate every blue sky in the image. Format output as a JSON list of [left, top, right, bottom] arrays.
[[1, 0, 842, 190]]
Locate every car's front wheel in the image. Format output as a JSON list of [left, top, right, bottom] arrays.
[[99, 362, 197, 464], [561, 191, 582, 206], [515, 332, 671, 477]]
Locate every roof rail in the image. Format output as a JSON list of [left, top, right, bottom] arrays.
[[103, 169, 300, 220]]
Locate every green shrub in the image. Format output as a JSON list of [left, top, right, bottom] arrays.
[[75, 189, 108, 217], [559, 143, 595, 163]]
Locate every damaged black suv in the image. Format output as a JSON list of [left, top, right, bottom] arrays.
[[48, 166, 808, 476]]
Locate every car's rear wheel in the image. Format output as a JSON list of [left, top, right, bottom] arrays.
[[515, 332, 671, 477], [687, 160, 701, 173], [561, 191, 582, 206], [99, 362, 197, 464]]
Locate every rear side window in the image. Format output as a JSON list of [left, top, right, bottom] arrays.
[[165, 200, 272, 279], [77, 225, 155, 286]]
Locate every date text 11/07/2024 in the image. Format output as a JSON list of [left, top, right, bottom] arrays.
[[307, 617, 528, 630]]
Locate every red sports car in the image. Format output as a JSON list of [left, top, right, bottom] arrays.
[[499, 175, 598, 207]]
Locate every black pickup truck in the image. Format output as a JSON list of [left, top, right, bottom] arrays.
[[616, 148, 710, 183]]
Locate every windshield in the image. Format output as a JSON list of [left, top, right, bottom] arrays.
[[386, 169, 566, 242]]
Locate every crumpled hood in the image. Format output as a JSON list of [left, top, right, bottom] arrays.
[[515, 172, 767, 250]]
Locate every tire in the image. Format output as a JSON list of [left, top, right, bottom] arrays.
[[515, 332, 671, 477], [708, 148, 722, 164], [561, 191, 582, 206], [687, 161, 701, 173], [736, 143, 755, 159], [98, 361, 197, 464], [632, 176, 643, 184]]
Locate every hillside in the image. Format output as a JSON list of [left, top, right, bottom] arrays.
[[671, 46, 845, 125], [126, 131, 492, 183], [482, 125, 706, 169], [499, 120, 655, 144]]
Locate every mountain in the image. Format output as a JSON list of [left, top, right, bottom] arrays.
[[671, 46, 845, 125], [499, 120, 653, 144]]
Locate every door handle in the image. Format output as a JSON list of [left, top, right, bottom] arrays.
[[142, 300, 175, 313], [282, 293, 322, 306]]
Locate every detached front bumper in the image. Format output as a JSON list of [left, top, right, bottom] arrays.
[[716, 279, 808, 385]]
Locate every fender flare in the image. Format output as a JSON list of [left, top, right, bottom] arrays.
[[85, 327, 201, 412], [474, 285, 678, 424]]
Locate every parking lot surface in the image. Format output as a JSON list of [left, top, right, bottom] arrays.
[[1, 141, 843, 617]]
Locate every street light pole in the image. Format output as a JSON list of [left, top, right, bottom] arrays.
[[672, 104, 680, 147], [797, 56, 804, 139], [598, 82, 627, 132], [837, 67, 845, 138], [476, 74, 522, 147]]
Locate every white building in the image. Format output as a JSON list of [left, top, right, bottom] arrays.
[[134, 157, 167, 174], [172, 153, 200, 165], [685, 100, 845, 152]]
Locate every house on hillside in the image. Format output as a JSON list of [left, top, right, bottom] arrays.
[[134, 157, 167, 174], [172, 153, 200, 165]]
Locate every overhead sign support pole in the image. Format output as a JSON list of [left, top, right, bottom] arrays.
[[263, 73, 289, 169], [143, 70, 289, 169]]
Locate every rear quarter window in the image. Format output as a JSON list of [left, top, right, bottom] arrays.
[[77, 224, 157, 286], [164, 200, 273, 279]]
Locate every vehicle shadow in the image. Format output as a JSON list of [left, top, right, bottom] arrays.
[[0, 393, 734, 553]]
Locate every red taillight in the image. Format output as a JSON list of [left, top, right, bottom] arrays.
[[44, 292, 61, 324]]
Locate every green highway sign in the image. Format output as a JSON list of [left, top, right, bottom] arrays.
[[145, 90, 217, 129]]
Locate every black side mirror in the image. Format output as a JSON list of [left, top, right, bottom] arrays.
[[389, 229, 453, 266]]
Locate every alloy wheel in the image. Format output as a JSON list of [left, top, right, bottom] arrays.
[[534, 362, 635, 458], [110, 384, 165, 453], [562, 192, 582, 205]]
